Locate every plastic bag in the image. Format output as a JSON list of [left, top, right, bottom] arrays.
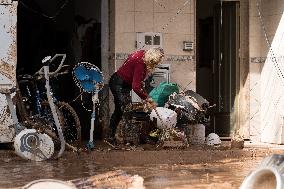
[[150, 107, 177, 129], [149, 82, 179, 107]]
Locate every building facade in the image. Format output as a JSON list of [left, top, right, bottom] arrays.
[[0, 0, 283, 144]]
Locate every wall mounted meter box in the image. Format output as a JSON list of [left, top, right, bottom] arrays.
[[136, 32, 162, 49]]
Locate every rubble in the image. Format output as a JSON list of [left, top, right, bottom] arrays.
[[166, 90, 212, 126]]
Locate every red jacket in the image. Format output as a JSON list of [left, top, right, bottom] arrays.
[[116, 50, 148, 100]]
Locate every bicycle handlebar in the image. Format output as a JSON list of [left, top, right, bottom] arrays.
[[35, 54, 67, 78], [49, 54, 67, 77]]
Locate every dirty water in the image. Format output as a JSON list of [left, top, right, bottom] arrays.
[[121, 158, 262, 189], [0, 149, 263, 189]]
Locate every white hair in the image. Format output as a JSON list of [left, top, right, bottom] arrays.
[[144, 47, 164, 71]]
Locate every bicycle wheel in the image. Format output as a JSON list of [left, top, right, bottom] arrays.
[[41, 101, 81, 148]]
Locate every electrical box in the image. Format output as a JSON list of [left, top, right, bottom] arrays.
[[136, 32, 162, 49], [183, 41, 194, 51], [149, 64, 170, 88], [131, 64, 170, 103]]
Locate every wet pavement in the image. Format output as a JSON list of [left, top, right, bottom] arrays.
[[0, 147, 267, 189]]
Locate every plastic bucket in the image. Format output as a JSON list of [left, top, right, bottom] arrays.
[[240, 167, 284, 189], [23, 179, 76, 189], [189, 124, 205, 145]]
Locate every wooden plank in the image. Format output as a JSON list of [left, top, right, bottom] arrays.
[[69, 170, 144, 189], [14, 170, 144, 189]]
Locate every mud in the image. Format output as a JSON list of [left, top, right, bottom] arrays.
[[0, 61, 14, 81], [0, 144, 282, 189]]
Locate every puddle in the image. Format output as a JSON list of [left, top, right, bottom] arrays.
[[0, 150, 262, 188], [120, 158, 262, 189]]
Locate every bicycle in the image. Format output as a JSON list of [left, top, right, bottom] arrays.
[[17, 54, 81, 148], [4, 54, 80, 161]]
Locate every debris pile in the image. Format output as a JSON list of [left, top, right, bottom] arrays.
[[166, 90, 211, 126], [115, 88, 215, 147]]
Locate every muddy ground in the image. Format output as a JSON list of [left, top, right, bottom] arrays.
[[0, 141, 283, 188]]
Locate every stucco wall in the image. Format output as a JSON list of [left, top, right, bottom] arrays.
[[112, 0, 196, 91], [238, 0, 250, 139], [0, 1, 17, 142], [249, 0, 284, 143], [111, 0, 253, 140]]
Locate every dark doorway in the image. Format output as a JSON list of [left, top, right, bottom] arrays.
[[197, 0, 240, 137], [17, 0, 103, 141]]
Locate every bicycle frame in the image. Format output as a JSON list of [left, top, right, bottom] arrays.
[[41, 54, 67, 158], [13, 54, 68, 160], [18, 60, 81, 151]]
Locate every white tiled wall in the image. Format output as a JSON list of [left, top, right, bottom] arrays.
[[114, 0, 196, 90]]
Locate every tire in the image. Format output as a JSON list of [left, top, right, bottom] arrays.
[[41, 101, 81, 148]]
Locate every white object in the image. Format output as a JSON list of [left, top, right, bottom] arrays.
[[89, 93, 99, 146], [189, 124, 205, 145], [150, 64, 170, 88], [14, 129, 54, 161], [240, 167, 284, 189], [260, 13, 284, 144], [129, 175, 145, 189], [131, 64, 170, 103], [240, 154, 284, 189], [183, 41, 194, 51], [44, 63, 65, 158], [150, 107, 177, 129], [206, 133, 221, 146], [23, 179, 76, 189]]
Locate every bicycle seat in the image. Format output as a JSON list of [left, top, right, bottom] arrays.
[[17, 74, 36, 86], [17, 74, 33, 81]]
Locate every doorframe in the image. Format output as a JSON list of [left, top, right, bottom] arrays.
[[214, 0, 240, 137], [195, 0, 248, 140], [196, 0, 248, 138], [213, 0, 249, 139]]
